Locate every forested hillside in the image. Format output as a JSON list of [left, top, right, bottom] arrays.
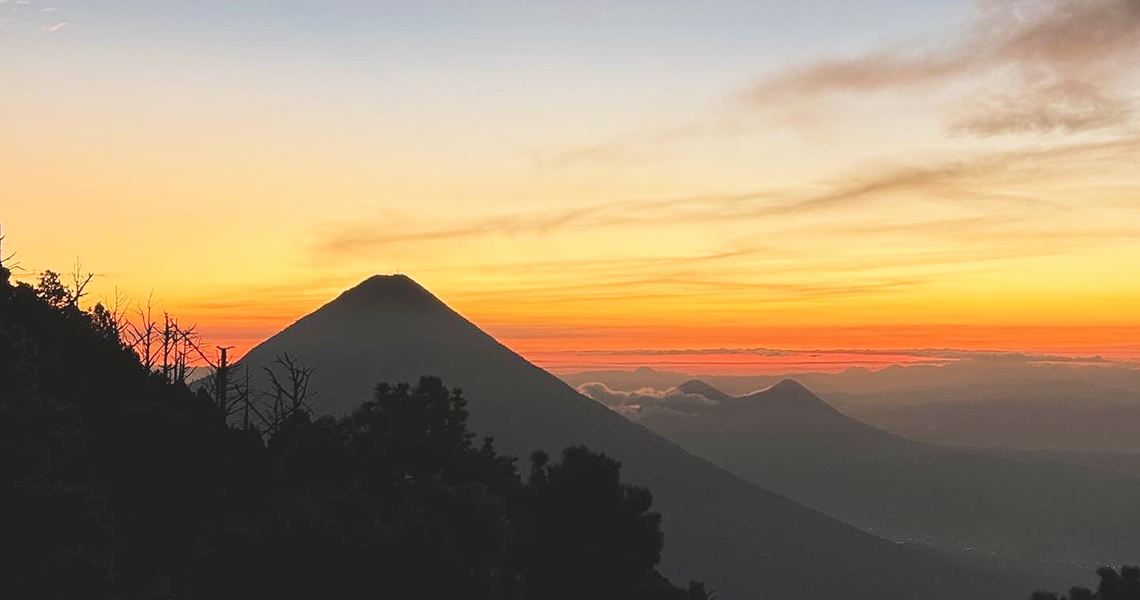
[[0, 263, 707, 600]]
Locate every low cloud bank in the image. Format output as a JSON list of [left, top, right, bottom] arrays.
[[576, 381, 719, 420]]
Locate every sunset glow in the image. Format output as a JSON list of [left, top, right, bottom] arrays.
[[5, 0, 1139, 373]]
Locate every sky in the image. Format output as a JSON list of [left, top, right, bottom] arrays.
[[3, 0, 1140, 373]]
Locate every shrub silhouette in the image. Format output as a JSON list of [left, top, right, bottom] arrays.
[[523, 446, 665, 599], [1031, 566, 1140, 600]]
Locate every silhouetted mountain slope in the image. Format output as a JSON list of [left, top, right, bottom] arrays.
[[634, 379, 1140, 582], [990, 448, 1140, 481], [725, 379, 847, 423], [236, 275, 1025, 600], [856, 397, 1140, 452], [1, 268, 709, 599]]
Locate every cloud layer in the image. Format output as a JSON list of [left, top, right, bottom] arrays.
[[575, 381, 719, 420], [576, 347, 1111, 363]]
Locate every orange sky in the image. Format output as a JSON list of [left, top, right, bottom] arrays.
[[4, 0, 1139, 373]]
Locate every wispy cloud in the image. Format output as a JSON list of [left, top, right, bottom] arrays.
[[447, 277, 931, 307], [315, 135, 1139, 257], [947, 80, 1134, 136], [306, 132, 1140, 325], [540, 121, 745, 169], [745, 0, 1140, 136]]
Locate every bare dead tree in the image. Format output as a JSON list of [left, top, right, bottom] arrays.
[[211, 346, 238, 423], [169, 321, 204, 385], [260, 353, 316, 433], [69, 257, 95, 308], [161, 312, 176, 381], [0, 222, 19, 273], [126, 293, 159, 371], [98, 286, 132, 341], [239, 364, 254, 430], [120, 294, 207, 382]]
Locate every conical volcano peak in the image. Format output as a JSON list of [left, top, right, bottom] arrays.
[[738, 378, 842, 420], [330, 274, 446, 311], [356, 273, 424, 292], [770, 378, 812, 395]]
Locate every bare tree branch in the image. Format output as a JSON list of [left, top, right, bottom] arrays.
[[259, 353, 316, 434], [69, 256, 95, 308]]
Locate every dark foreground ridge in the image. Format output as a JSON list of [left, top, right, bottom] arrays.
[[0, 266, 710, 599], [234, 273, 1032, 600]]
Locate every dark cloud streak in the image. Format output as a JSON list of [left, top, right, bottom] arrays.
[[745, 0, 1140, 137], [314, 136, 1139, 257]]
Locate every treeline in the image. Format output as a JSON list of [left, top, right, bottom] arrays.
[[1032, 567, 1140, 600], [0, 263, 710, 599]]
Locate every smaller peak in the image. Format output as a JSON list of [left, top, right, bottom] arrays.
[[633, 366, 658, 374], [739, 378, 841, 421], [771, 378, 810, 393], [676, 379, 733, 402], [746, 378, 824, 402]]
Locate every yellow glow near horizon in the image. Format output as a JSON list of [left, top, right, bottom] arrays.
[[4, 0, 1140, 371]]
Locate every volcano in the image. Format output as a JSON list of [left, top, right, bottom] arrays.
[[235, 275, 1024, 599]]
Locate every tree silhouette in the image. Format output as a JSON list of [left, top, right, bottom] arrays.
[[523, 446, 665, 600], [259, 352, 316, 433], [35, 269, 71, 309], [1032, 566, 1140, 600]]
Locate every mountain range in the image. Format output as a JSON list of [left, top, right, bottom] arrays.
[[561, 363, 1140, 452], [233, 275, 1031, 600], [598, 376, 1140, 583]]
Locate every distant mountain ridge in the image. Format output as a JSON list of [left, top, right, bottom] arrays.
[[731, 379, 843, 422], [616, 378, 1140, 583], [560, 363, 1140, 452], [234, 274, 1026, 600]]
